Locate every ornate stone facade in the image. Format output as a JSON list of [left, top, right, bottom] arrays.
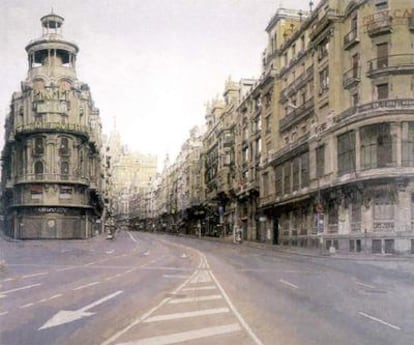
[[1, 13, 104, 239]]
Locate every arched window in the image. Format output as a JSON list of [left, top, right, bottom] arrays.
[[34, 161, 43, 175]]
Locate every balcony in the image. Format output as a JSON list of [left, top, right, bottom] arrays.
[[279, 97, 314, 132], [34, 100, 69, 114], [366, 15, 392, 37], [14, 173, 90, 185], [334, 98, 414, 123], [343, 66, 361, 89], [367, 54, 414, 78], [343, 29, 359, 50], [15, 122, 90, 139], [309, 9, 341, 41]]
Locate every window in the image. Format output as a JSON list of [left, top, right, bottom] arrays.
[[352, 53, 360, 78], [275, 165, 283, 197], [265, 115, 271, 134], [316, 145, 325, 178], [255, 138, 262, 157], [328, 201, 338, 233], [319, 67, 329, 94], [300, 151, 309, 188], [360, 123, 394, 169], [337, 131, 355, 175], [292, 158, 300, 191], [402, 122, 414, 166], [61, 161, 69, 176], [283, 162, 291, 195], [375, 0, 388, 10], [59, 137, 69, 155], [262, 172, 269, 197], [318, 37, 329, 61], [34, 161, 43, 175], [377, 83, 388, 100], [34, 137, 44, 155], [377, 43, 388, 69]]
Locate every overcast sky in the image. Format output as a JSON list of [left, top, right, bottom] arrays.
[[0, 0, 307, 166]]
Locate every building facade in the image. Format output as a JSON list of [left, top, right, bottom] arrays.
[[153, 0, 414, 254], [1, 13, 105, 239], [259, 0, 414, 254]]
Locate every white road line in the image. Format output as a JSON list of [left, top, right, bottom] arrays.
[[0, 283, 42, 295], [144, 307, 230, 323], [48, 294, 63, 300], [22, 272, 48, 279], [101, 269, 201, 345], [182, 285, 216, 291], [0, 311, 8, 316], [73, 281, 100, 290], [107, 274, 122, 280], [168, 294, 222, 304], [3, 278, 15, 282], [358, 312, 401, 330], [355, 281, 376, 289], [279, 279, 299, 289], [56, 267, 76, 272], [163, 274, 190, 279], [209, 265, 265, 345], [116, 323, 242, 345], [127, 231, 138, 242], [19, 303, 34, 309]]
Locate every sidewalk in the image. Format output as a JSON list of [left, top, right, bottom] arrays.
[[193, 233, 414, 261]]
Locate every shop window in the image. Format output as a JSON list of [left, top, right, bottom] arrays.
[[384, 239, 394, 254], [372, 239, 382, 253]]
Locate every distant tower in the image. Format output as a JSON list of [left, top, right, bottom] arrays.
[[1, 12, 104, 239]]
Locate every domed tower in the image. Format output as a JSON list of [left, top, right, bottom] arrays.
[[1, 12, 104, 239]]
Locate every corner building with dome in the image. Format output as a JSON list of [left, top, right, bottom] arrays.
[[1, 13, 105, 239]]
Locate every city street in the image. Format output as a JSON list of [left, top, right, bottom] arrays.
[[1, 231, 413, 345]]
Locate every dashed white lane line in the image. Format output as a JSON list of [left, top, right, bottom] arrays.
[[358, 312, 401, 331], [0, 283, 42, 295], [144, 307, 230, 323], [21, 272, 48, 279], [355, 281, 376, 289], [47, 294, 63, 301], [0, 311, 8, 316], [73, 281, 100, 290], [279, 279, 299, 289], [19, 302, 34, 309], [55, 267, 77, 272], [168, 294, 222, 304], [117, 323, 242, 345]]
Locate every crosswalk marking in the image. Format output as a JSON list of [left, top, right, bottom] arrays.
[[168, 294, 222, 304], [144, 307, 230, 322], [182, 285, 216, 291], [117, 323, 242, 345]]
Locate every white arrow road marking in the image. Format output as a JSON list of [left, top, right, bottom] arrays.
[[38, 290, 123, 330]]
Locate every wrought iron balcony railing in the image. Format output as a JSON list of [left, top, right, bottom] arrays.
[[343, 29, 359, 50], [343, 66, 361, 89], [367, 54, 414, 77]]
